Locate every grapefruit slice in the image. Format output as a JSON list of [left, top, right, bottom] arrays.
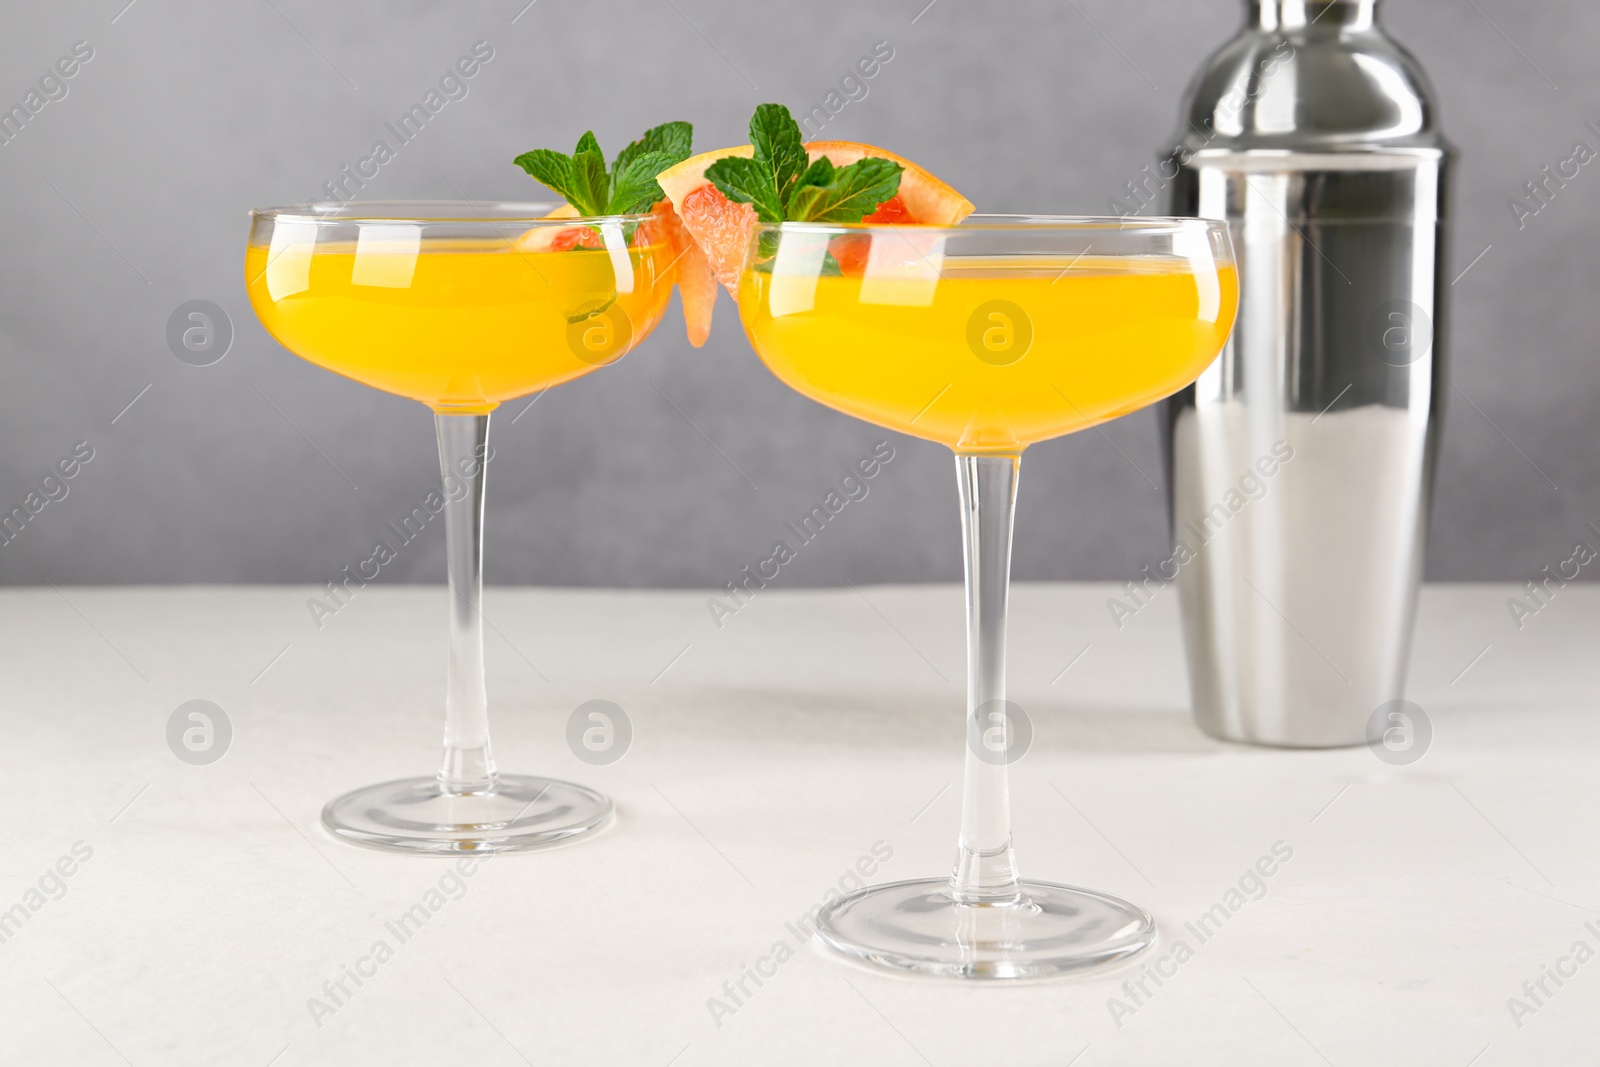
[[514, 201, 717, 348], [650, 200, 718, 348], [657, 146, 755, 295], [512, 203, 592, 252], [656, 141, 974, 297]]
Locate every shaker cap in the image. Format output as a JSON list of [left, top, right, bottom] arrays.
[[1174, 1, 1445, 152]]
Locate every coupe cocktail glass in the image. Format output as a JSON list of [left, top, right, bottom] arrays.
[[246, 201, 674, 853], [738, 215, 1237, 977]]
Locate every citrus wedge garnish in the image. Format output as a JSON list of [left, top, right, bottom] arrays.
[[512, 203, 587, 252], [657, 122, 973, 298], [511, 122, 718, 347]]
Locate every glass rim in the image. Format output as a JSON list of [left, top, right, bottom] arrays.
[[750, 213, 1231, 236], [247, 200, 659, 225]]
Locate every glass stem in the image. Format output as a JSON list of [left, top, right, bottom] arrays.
[[949, 453, 1024, 906], [435, 412, 497, 796]]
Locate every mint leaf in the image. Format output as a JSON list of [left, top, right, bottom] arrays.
[[705, 155, 784, 223], [608, 150, 678, 215], [566, 292, 617, 323], [616, 121, 693, 172], [513, 149, 597, 213], [571, 152, 609, 215], [787, 157, 903, 223], [609, 123, 691, 214], [571, 133, 610, 215], [793, 155, 835, 193], [749, 103, 807, 212], [755, 229, 782, 262]]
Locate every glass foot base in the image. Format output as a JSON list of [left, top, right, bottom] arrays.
[[815, 878, 1155, 980], [321, 774, 613, 855]]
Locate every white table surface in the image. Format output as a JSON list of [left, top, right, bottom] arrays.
[[1, 582, 1595, 1066]]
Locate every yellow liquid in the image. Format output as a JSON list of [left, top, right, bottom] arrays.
[[246, 235, 673, 412], [739, 255, 1237, 452]]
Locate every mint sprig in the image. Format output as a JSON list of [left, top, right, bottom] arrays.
[[705, 103, 903, 224], [514, 121, 693, 216]]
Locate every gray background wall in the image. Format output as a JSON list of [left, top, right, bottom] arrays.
[[0, 0, 1592, 588]]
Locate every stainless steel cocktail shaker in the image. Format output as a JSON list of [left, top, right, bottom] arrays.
[[1158, 0, 1452, 746]]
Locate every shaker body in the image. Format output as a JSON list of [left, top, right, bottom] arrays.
[[1164, 149, 1448, 746]]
